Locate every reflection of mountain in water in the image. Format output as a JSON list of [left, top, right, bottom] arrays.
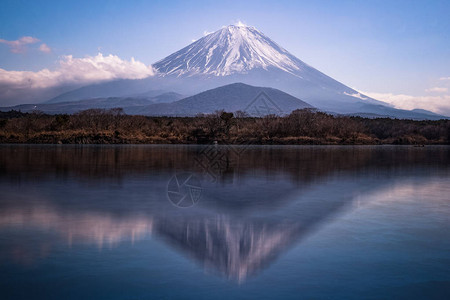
[[156, 216, 300, 281], [0, 145, 448, 281], [154, 174, 363, 281], [0, 190, 347, 281]]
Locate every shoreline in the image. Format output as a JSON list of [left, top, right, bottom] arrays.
[[0, 140, 446, 146], [1, 109, 449, 145]]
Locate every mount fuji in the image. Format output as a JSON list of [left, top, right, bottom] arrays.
[[154, 25, 306, 77], [36, 25, 446, 119]]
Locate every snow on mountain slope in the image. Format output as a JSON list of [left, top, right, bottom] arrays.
[[154, 25, 306, 77]]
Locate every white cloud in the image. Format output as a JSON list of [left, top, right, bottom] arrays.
[[39, 43, 51, 53], [203, 31, 213, 36], [234, 20, 247, 27], [426, 87, 448, 93], [0, 36, 40, 53], [439, 77, 450, 81], [0, 53, 154, 90], [362, 91, 450, 117]]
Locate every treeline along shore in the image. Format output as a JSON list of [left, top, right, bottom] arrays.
[[0, 108, 449, 145]]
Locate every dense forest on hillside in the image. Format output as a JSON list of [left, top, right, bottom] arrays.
[[0, 108, 449, 144]]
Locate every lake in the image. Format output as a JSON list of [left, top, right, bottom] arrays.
[[0, 145, 449, 300]]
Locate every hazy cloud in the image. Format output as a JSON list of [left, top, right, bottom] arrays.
[[363, 91, 450, 117], [0, 36, 40, 53], [39, 43, 51, 53], [439, 77, 450, 81], [426, 87, 448, 93]]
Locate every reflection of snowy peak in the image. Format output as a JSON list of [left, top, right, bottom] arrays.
[[154, 25, 308, 77], [155, 216, 301, 282]]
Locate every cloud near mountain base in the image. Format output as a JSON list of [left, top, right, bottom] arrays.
[[363, 91, 450, 117], [0, 53, 154, 104]]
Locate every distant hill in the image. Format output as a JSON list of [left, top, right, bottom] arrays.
[[131, 83, 314, 116], [0, 92, 183, 115], [343, 103, 448, 120]]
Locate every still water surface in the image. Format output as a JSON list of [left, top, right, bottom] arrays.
[[0, 145, 449, 299]]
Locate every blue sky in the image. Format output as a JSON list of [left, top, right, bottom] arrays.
[[1, 0, 449, 113]]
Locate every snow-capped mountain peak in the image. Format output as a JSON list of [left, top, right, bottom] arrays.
[[153, 25, 305, 77]]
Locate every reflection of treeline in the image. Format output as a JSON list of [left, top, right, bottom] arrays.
[[0, 108, 449, 144], [1, 144, 448, 185]]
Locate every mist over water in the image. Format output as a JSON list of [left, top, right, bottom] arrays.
[[0, 145, 449, 299]]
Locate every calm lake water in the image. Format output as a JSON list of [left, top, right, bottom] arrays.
[[0, 145, 449, 300]]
